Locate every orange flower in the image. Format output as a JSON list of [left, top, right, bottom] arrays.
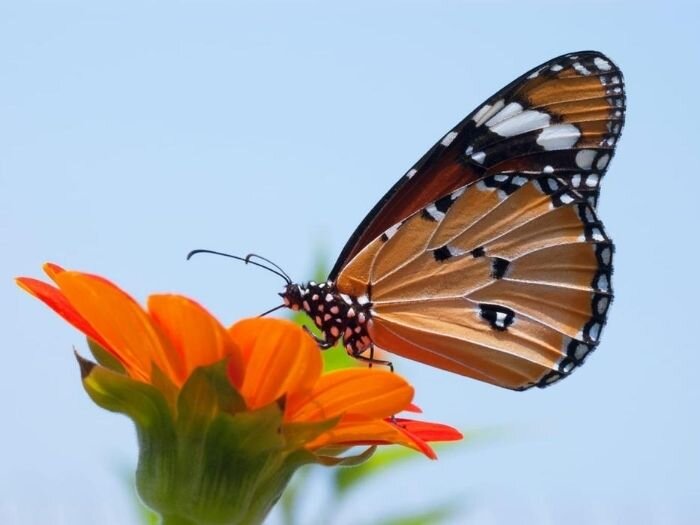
[[17, 263, 461, 458]]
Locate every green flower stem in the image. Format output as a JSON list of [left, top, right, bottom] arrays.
[[161, 515, 197, 525]]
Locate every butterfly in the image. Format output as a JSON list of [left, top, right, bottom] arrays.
[[191, 50, 625, 391]]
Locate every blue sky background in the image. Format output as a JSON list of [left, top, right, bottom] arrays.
[[2, 1, 699, 523]]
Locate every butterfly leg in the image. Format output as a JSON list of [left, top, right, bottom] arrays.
[[302, 325, 337, 350], [353, 345, 394, 372]]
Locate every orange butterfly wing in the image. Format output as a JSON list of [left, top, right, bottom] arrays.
[[330, 51, 624, 279], [331, 50, 624, 389], [338, 174, 612, 390]]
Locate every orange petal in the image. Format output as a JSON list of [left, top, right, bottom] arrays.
[[287, 368, 413, 422], [389, 420, 438, 459], [16, 277, 114, 356], [307, 417, 423, 453], [392, 418, 463, 442], [228, 318, 322, 410], [148, 295, 244, 387], [405, 402, 422, 413], [43, 262, 66, 280], [51, 271, 167, 382]]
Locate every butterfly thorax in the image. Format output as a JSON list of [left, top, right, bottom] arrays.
[[280, 281, 373, 355]]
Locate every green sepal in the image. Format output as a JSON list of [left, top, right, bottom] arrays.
[[76, 352, 179, 510], [176, 360, 247, 434], [314, 445, 377, 467], [151, 362, 180, 411], [281, 417, 340, 450], [86, 337, 126, 373], [76, 353, 175, 439]]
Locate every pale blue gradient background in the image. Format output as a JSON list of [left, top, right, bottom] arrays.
[[2, 1, 699, 523]]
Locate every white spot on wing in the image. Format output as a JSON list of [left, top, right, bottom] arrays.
[[451, 187, 466, 199], [471, 151, 486, 164], [585, 174, 600, 187], [536, 123, 581, 150], [594, 57, 612, 71], [575, 150, 596, 169], [406, 168, 417, 179], [596, 154, 610, 170], [597, 296, 609, 315], [495, 311, 508, 328], [441, 131, 458, 146], [384, 223, 400, 240], [472, 104, 492, 125], [550, 64, 563, 72], [573, 62, 591, 76], [574, 343, 589, 360], [474, 99, 505, 127], [425, 203, 445, 221], [559, 192, 575, 204], [490, 109, 551, 138], [545, 374, 561, 385], [485, 102, 524, 128]]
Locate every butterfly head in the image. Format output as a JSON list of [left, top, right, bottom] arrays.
[[279, 283, 307, 311]]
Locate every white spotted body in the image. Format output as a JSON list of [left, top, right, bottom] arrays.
[[281, 281, 373, 356]]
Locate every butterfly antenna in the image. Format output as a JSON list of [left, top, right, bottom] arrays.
[[244, 253, 293, 283], [258, 304, 286, 318], [187, 249, 292, 284]]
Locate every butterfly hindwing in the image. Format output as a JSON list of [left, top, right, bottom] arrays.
[[330, 51, 625, 279], [337, 172, 613, 390]]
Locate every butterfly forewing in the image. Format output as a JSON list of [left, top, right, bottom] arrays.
[[330, 51, 625, 279]]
